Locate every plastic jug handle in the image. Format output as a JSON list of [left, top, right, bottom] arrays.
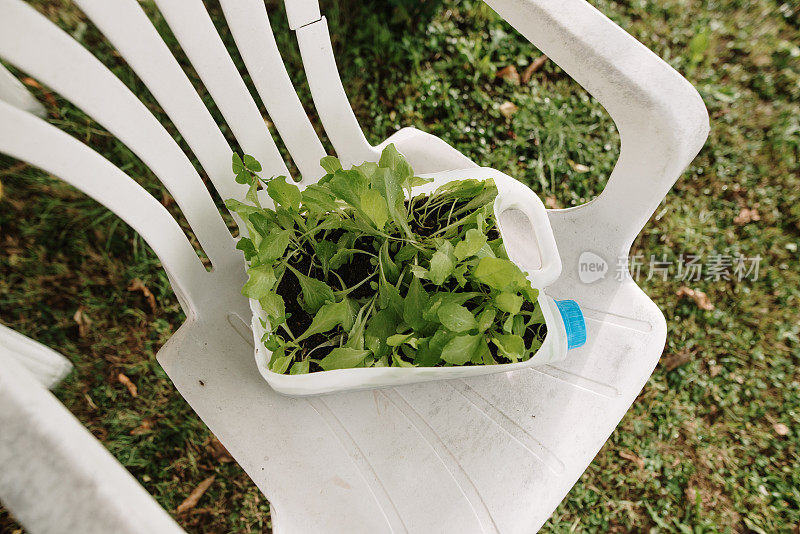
[[494, 176, 562, 289]]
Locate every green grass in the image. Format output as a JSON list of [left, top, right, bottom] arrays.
[[1, 0, 798, 532]]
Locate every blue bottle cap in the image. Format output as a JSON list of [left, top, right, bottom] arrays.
[[554, 299, 587, 350]]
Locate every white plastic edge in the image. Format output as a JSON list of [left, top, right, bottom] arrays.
[[285, 0, 321, 30], [0, 350, 185, 534], [0, 324, 72, 390], [0, 62, 45, 117]]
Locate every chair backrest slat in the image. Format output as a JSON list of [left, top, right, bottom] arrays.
[[0, 0, 235, 267], [73, 0, 245, 204], [294, 17, 379, 167], [152, 0, 290, 181], [0, 102, 209, 312], [219, 0, 326, 182], [0, 62, 46, 117]]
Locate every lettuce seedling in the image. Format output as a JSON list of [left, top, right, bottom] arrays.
[[226, 145, 547, 375]]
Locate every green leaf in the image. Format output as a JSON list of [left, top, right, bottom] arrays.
[[235, 170, 252, 185], [522, 286, 540, 304], [387, 333, 417, 348], [287, 265, 336, 314], [242, 265, 276, 299], [360, 189, 389, 230], [329, 169, 368, 209], [329, 248, 353, 270], [365, 308, 399, 360], [379, 240, 400, 284], [345, 303, 370, 350], [476, 338, 495, 365], [353, 161, 379, 182], [496, 292, 523, 315], [245, 181, 260, 205], [320, 155, 342, 174], [315, 240, 337, 274], [268, 348, 292, 374], [428, 241, 455, 285], [441, 334, 481, 365], [414, 329, 453, 366], [395, 244, 417, 262], [248, 212, 273, 237], [454, 228, 487, 261], [319, 347, 371, 371], [259, 293, 285, 321], [267, 176, 301, 211], [476, 308, 497, 332], [289, 359, 309, 374], [527, 301, 545, 323], [378, 269, 403, 316], [257, 229, 292, 263], [391, 351, 416, 367], [301, 184, 338, 213], [232, 153, 244, 174], [422, 292, 481, 322], [378, 143, 413, 181], [372, 166, 412, 237], [296, 299, 351, 342], [473, 257, 527, 291], [492, 334, 525, 362], [243, 154, 262, 172], [225, 198, 258, 218], [409, 175, 434, 187], [403, 276, 429, 330], [341, 298, 359, 333], [437, 302, 477, 332], [236, 238, 257, 260]]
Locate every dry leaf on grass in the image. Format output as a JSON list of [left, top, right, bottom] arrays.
[[662, 349, 693, 371], [130, 419, 153, 436], [21, 77, 59, 114], [522, 55, 548, 83], [568, 159, 590, 173], [676, 286, 714, 310], [117, 373, 138, 398], [773, 423, 789, 436], [733, 207, 760, 225], [177, 475, 216, 514], [499, 101, 518, 118], [73, 307, 92, 337], [495, 65, 520, 84], [619, 450, 645, 469], [208, 437, 234, 463], [128, 278, 157, 312]]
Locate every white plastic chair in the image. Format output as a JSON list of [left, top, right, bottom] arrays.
[[0, 326, 185, 534], [0, 0, 709, 531]]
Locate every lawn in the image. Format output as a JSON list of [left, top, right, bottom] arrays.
[[1, 0, 798, 532]]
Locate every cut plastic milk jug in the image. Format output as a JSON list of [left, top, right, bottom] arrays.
[[250, 167, 586, 395]]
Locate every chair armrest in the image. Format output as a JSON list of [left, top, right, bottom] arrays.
[[486, 0, 710, 245]]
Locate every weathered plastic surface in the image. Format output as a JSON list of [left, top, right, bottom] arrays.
[[0, 61, 45, 117], [0, 0, 709, 531], [0, 333, 185, 534], [0, 323, 72, 389], [252, 167, 570, 396]]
